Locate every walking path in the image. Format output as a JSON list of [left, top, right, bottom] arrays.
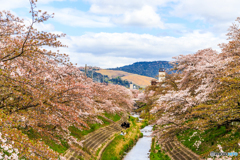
[[64, 115, 128, 160]]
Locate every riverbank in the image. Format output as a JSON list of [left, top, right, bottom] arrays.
[[123, 111, 171, 160], [101, 116, 142, 160], [123, 125, 153, 160], [64, 113, 126, 160], [149, 137, 171, 160]]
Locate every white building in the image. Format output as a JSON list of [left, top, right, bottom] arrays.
[[151, 68, 166, 86], [158, 68, 166, 82], [130, 83, 139, 89]]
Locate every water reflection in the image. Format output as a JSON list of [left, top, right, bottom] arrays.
[[131, 113, 143, 121], [124, 113, 153, 160]]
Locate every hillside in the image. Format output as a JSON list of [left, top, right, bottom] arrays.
[[108, 61, 173, 78], [96, 69, 156, 87], [95, 69, 132, 78], [79, 61, 173, 88]]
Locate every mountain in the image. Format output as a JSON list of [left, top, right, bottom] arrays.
[[78, 61, 173, 88], [108, 61, 173, 78]]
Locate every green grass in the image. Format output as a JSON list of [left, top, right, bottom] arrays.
[[21, 128, 41, 139], [152, 125, 156, 131], [150, 146, 171, 160], [102, 135, 138, 160], [129, 116, 136, 126], [17, 113, 119, 157], [104, 112, 121, 122], [177, 125, 240, 159], [101, 135, 125, 160], [150, 138, 171, 160], [101, 117, 141, 160], [96, 147, 101, 156], [69, 116, 111, 140], [177, 126, 228, 154], [20, 127, 69, 153], [140, 119, 148, 129], [44, 137, 68, 153]]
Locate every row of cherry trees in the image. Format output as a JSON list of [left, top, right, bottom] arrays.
[[0, 1, 134, 159], [144, 17, 240, 144]]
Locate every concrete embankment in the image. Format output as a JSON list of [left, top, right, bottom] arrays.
[[64, 115, 128, 160]]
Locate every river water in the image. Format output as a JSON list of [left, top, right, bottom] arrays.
[[123, 113, 153, 160]]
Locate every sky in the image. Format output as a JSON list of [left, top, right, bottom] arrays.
[[1, 0, 240, 68]]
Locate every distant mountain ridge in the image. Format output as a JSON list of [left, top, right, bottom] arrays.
[[108, 61, 173, 78]]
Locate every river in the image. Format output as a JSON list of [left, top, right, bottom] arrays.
[[123, 113, 153, 160]]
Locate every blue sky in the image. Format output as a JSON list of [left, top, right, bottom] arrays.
[[2, 0, 240, 68]]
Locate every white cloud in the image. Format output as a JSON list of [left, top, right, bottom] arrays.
[[47, 7, 114, 27], [0, 0, 28, 10], [87, 0, 176, 15], [171, 0, 240, 22], [40, 0, 65, 4], [34, 23, 55, 31], [66, 52, 144, 68], [86, 0, 177, 28], [58, 31, 227, 68], [170, 0, 240, 33], [21, 16, 55, 32], [86, 0, 240, 31], [50, 5, 165, 28], [0, 0, 65, 10], [112, 6, 164, 28]]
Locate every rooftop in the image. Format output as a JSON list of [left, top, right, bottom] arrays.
[[159, 68, 165, 72]]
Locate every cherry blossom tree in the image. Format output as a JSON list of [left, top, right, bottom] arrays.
[[0, 0, 134, 159], [150, 24, 239, 141], [147, 18, 240, 149], [189, 17, 240, 129]]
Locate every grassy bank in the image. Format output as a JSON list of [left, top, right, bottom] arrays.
[[177, 125, 240, 159], [20, 114, 120, 155], [104, 112, 121, 122], [68, 115, 111, 140], [101, 116, 142, 160], [150, 138, 171, 160], [20, 126, 69, 154], [140, 119, 148, 129]]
